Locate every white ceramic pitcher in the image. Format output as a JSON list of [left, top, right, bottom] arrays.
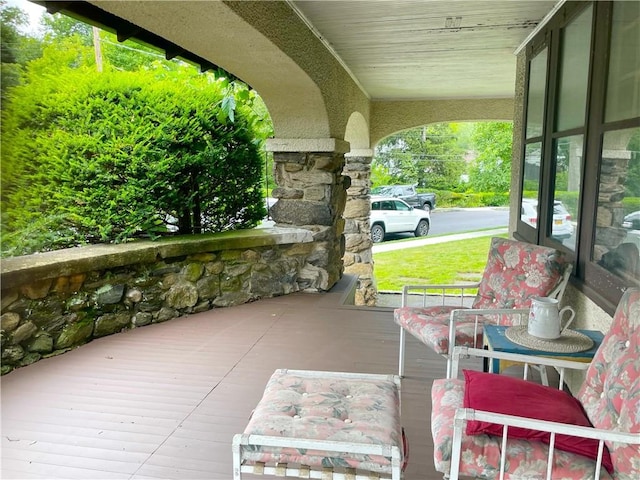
[[527, 297, 576, 339]]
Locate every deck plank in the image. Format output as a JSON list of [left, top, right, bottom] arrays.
[[2, 278, 472, 480]]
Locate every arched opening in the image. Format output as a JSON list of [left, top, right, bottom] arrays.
[[370, 121, 513, 307]]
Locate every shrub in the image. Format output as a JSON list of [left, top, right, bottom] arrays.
[[427, 190, 510, 208], [554, 191, 580, 216], [1, 65, 267, 256], [622, 197, 640, 216]]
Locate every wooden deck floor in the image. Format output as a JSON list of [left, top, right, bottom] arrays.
[[1, 276, 482, 480]]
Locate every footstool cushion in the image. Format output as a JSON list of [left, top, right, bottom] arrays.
[[233, 369, 404, 479]]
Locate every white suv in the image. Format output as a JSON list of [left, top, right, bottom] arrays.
[[521, 198, 574, 240], [370, 196, 430, 243]]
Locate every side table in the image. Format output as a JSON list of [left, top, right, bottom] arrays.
[[483, 324, 604, 385]]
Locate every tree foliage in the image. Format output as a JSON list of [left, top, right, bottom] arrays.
[[373, 124, 466, 190], [1, 1, 27, 64], [371, 121, 514, 196], [42, 11, 92, 43], [102, 33, 168, 71], [41, 12, 163, 72], [0, 1, 41, 101], [1, 11, 272, 257], [467, 122, 513, 193], [626, 129, 640, 198]]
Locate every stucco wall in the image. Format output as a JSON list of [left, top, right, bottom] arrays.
[[224, 0, 371, 142], [370, 98, 514, 145]]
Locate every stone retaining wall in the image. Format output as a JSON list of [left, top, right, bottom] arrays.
[[0, 228, 315, 375]]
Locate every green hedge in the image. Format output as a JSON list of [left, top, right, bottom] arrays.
[[421, 188, 640, 214], [1, 66, 267, 256], [426, 190, 510, 208], [622, 196, 640, 215]]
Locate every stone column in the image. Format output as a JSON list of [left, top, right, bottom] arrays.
[[595, 151, 632, 257], [266, 138, 350, 292], [343, 149, 376, 306], [593, 130, 636, 262]]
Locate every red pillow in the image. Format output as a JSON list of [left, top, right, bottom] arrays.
[[463, 370, 613, 474]]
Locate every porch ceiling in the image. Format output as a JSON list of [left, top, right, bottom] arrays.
[[290, 0, 558, 100]]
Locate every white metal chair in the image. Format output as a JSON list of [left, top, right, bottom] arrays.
[[394, 237, 572, 377], [430, 288, 640, 479]]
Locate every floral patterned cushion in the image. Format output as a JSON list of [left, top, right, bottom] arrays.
[[577, 288, 640, 480], [394, 238, 570, 356], [431, 378, 613, 479], [394, 306, 483, 354], [463, 370, 613, 473], [472, 237, 570, 309], [240, 370, 403, 474]]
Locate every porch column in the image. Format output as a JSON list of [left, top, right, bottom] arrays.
[[595, 150, 632, 254], [266, 138, 350, 292], [343, 149, 377, 306]]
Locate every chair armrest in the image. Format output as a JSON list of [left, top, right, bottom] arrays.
[[449, 408, 637, 480], [450, 307, 531, 321], [446, 308, 530, 377], [401, 283, 480, 307], [450, 346, 590, 382]]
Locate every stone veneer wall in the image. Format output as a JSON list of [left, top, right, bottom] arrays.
[[343, 154, 376, 306], [594, 153, 632, 258], [265, 139, 376, 306], [0, 228, 315, 375], [269, 148, 348, 291]]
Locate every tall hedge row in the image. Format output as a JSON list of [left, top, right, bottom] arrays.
[[1, 65, 267, 256]]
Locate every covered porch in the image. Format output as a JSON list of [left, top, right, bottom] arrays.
[[3, 0, 636, 477], [1, 276, 473, 480]]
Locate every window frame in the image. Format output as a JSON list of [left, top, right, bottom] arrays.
[[515, 0, 640, 314], [517, 37, 550, 245]]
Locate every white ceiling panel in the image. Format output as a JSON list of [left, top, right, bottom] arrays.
[[291, 0, 558, 100]]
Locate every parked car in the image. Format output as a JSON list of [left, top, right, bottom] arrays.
[[371, 185, 436, 211], [521, 198, 574, 239], [370, 196, 430, 243], [623, 211, 640, 230]]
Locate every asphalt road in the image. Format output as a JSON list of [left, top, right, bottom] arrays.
[[261, 205, 510, 238], [381, 206, 509, 242], [430, 207, 509, 236]]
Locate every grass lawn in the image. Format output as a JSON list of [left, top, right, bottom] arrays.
[[373, 234, 508, 291]]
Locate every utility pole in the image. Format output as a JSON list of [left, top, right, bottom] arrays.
[[93, 27, 103, 72]]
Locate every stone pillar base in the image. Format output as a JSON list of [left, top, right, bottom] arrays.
[[267, 138, 350, 292], [343, 151, 376, 306]]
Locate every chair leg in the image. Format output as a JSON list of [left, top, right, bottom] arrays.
[[537, 365, 549, 386], [398, 327, 406, 377], [232, 435, 242, 479]]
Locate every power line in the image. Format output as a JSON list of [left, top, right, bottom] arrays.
[[100, 38, 168, 60]]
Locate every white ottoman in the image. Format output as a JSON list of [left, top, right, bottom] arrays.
[[233, 369, 404, 479]]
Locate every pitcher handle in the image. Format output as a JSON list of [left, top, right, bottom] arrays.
[[560, 306, 576, 332]]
